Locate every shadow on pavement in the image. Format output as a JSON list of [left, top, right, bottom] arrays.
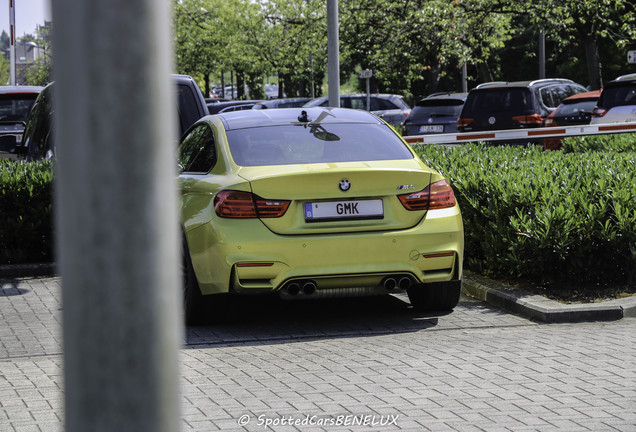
[[184, 293, 449, 347], [0, 280, 30, 296]]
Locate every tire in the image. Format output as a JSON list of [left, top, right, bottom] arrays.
[[407, 280, 461, 312], [182, 233, 228, 325]]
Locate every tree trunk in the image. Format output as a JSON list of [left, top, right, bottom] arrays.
[[236, 72, 245, 99], [478, 62, 494, 83], [426, 63, 441, 94], [584, 34, 602, 89]]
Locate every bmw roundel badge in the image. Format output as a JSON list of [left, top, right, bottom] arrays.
[[488, 116, 496, 125], [339, 179, 351, 192]]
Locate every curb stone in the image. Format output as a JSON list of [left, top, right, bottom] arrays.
[[0, 263, 57, 278], [463, 271, 636, 322]]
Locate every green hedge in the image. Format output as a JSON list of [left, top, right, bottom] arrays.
[[2, 135, 636, 291], [415, 137, 636, 288], [0, 160, 54, 265], [562, 132, 636, 153]]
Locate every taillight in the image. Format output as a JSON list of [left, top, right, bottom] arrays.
[[398, 179, 456, 211], [512, 114, 544, 126], [214, 190, 290, 218], [592, 106, 607, 117], [457, 117, 474, 131]]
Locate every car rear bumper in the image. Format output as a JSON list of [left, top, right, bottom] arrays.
[[186, 206, 463, 296]]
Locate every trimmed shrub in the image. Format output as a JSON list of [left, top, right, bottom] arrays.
[[0, 160, 54, 264], [562, 133, 636, 153], [415, 139, 636, 288]]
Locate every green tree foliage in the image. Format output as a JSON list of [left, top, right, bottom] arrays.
[[339, 0, 512, 100], [0, 55, 9, 85], [521, 0, 636, 89], [174, 0, 326, 98], [173, 0, 636, 100]]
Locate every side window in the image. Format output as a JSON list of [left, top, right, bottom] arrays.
[[371, 98, 397, 111], [178, 124, 216, 174], [349, 97, 366, 110], [551, 85, 570, 106], [176, 83, 202, 138], [539, 87, 555, 108], [23, 86, 54, 160], [339, 97, 352, 109]]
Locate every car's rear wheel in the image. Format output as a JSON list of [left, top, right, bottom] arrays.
[[407, 280, 461, 312], [182, 234, 227, 325]]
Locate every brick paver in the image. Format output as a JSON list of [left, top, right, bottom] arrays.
[[1, 277, 634, 431]]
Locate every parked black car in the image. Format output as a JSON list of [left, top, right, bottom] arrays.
[[0, 86, 43, 159], [303, 94, 411, 127], [14, 74, 208, 160], [207, 100, 265, 114], [252, 98, 312, 109], [401, 92, 467, 136], [458, 79, 587, 133]]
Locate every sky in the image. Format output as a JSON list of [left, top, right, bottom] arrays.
[[0, 0, 51, 38]]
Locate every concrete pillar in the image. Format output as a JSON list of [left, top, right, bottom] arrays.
[[52, 1, 181, 431]]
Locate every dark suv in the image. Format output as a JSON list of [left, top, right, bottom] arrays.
[[15, 74, 208, 160], [0, 86, 43, 159], [401, 92, 467, 136], [458, 79, 587, 132]]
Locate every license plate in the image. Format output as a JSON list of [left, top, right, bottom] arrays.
[[419, 125, 443, 133], [304, 199, 383, 221]]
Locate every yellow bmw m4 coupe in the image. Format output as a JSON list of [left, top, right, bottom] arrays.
[[178, 107, 463, 324]]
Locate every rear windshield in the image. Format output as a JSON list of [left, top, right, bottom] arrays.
[[463, 88, 533, 116], [410, 100, 464, 120], [227, 123, 413, 166], [555, 100, 597, 117], [598, 83, 636, 109], [0, 94, 38, 122]]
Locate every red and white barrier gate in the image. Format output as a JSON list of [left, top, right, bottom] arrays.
[[403, 122, 636, 146]]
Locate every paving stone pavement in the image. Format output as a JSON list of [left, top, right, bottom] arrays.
[[1, 276, 635, 431]]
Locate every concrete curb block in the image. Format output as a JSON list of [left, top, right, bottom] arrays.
[[0, 263, 57, 278], [463, 272, 636, 323]]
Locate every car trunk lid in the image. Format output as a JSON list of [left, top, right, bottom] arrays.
[[238, 161, 433, 235]]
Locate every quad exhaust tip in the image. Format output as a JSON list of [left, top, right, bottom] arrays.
[[285, 276, 412, 296]]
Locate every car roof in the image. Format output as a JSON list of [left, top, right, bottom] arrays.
[[562, 89, 601, 103], [606, 73, 636, 85], [216, 107, 383, 130], [0, 85, 44, 94], [473, 78, 577, 90], [421, 92, 468, 101], [309, 93, 404, 101], [612, 73, 636, 82], [255, 97, 313, 107]]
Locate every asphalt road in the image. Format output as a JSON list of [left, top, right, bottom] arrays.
[[1, 277, 635, 431]]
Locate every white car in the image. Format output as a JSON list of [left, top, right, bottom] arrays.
[[591, 73, 636, 124]]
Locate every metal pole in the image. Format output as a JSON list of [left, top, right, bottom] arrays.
[[327, 0, 340, 107], [539, 30, 546, 79], [461, 63, 468, 93], [52, 1, 181, 431], [9, 0, 15, 85]]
